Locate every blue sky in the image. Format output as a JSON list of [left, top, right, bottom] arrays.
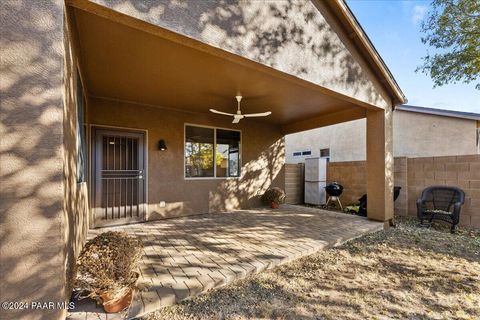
[[347, 0, 479, 113]]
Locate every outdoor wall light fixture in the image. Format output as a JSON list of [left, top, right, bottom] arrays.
[[158, 139, 167, 151]]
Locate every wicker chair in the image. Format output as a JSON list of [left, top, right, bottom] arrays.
[[417, 186, 465, 232]]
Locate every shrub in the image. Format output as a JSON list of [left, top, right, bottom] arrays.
[[261, 187, 286, 205], [75, 231, 143, 302]]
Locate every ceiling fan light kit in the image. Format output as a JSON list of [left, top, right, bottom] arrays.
[[209, 95, 272, 123]]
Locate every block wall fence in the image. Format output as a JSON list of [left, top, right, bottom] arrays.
[[285, 155, 480, 228]]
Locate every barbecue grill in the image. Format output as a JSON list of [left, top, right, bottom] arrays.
[[325, 182, 344, 210]]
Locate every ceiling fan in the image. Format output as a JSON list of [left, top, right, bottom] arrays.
[[209, 95, 272, 123]]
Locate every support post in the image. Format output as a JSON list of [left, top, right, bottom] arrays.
[[366, 106, 394, 226]]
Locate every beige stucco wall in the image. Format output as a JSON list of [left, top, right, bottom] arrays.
[[286, 110, 478, 163], [0, 1, 79, 320], [285, 118, 366, 163], [92, 0, 391, 109], [88, 97, 285, 222], [1, 3, 90, 319], [393, 111, 477, 158]]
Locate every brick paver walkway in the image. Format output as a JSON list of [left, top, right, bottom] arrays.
[[67, 205, 383, 319]]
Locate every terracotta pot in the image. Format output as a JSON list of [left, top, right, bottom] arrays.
[[102, 288, 133, 313], [100, 272, 139, 313], [270, 202, 279, 209]]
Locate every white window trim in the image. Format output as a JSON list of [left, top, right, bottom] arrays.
[[184, 123, 242, 180]]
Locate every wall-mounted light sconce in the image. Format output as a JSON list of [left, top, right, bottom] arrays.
[[158, 139, 167, 151]]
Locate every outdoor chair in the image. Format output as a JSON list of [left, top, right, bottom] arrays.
[[417, 186, 465, 233]]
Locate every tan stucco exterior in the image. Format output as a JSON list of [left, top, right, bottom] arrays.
[[63, 6, 90, 300], [88, 97, 285, 221], [0, 2, 89, 320], [1, 1, 403, 319], [286, 109, 479, 163], [87, 0, 394, 110]]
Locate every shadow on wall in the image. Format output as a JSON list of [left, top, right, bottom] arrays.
[[209, 138, 285, 212], [1, 1, 65, 320], [63, 8, 90, 297], [93, 0, 385, 107], [0, 2, 88, 319]]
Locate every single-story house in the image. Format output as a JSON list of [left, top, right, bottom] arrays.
[[286, 105, 480, 163], [0, 0, 406, 319]]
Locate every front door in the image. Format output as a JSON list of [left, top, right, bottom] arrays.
[[93, 128, 146, 227]]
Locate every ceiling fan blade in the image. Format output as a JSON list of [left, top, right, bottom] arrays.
[[243, 111, 272, 117], [232, 117, 241, 123], [210, 109, 235, 116]]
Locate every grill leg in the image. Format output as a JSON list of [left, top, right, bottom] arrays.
[[326, 197, 332, 208]]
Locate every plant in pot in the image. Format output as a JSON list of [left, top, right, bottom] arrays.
[[261, 187, 286, 209], [74, 231, 143, 313]]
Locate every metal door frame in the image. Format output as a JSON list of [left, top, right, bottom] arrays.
[[90, 125, 148, 228]]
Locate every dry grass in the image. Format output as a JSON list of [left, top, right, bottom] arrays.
[[143, 216, 480, 320]]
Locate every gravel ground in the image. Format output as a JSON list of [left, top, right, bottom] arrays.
[[142, 216, 480, 320]]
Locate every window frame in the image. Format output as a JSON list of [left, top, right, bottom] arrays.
[[76, 71, 87, 183], [184, 123, 242, 180]]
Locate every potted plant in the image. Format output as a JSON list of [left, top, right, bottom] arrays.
[[261, 187, 286, 209], [74, 231, 143, 313]]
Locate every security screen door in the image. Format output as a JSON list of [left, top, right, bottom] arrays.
[[93, 128, 146, 227]]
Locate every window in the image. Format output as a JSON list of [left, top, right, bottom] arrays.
[[320, 148, 330, 158], [76, 72, 86, 183], [302, 150, 311, 156], [216, 129, 241, 177], [293, 152, 302, 157], [185, 125, 241, 178]]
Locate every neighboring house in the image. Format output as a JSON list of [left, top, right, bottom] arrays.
[[1, 1, 406, 319], [286, 105, 480, 163]]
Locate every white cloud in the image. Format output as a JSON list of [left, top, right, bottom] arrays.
[[411, 5, 427, 25]]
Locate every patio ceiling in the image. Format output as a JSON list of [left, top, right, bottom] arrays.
[[71, 4, 369, 134]]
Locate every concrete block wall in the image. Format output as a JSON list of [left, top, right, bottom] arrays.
[[406, 155, 480, 228], [285, 163, 304, 204], [327, 161, 367, 206], [287, 155, 479, 229], [326, 158, 408, 215], [394, 157, 408, 216]]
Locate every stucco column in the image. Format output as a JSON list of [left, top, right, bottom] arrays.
[[366, 106, 394, 226]]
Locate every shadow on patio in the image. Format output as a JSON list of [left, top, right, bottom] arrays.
[[68, 205, 383, 319]]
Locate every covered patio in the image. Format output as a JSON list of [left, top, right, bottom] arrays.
[[66, 0, 403, 227], [68, 205, 383, 319]]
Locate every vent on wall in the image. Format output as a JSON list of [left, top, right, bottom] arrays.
[[320, 148, 330, 158]]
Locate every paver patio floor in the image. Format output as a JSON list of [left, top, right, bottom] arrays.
[[67, 205, 383, 319]]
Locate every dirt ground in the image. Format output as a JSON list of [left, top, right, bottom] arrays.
[[142, 216, 480, 320]]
